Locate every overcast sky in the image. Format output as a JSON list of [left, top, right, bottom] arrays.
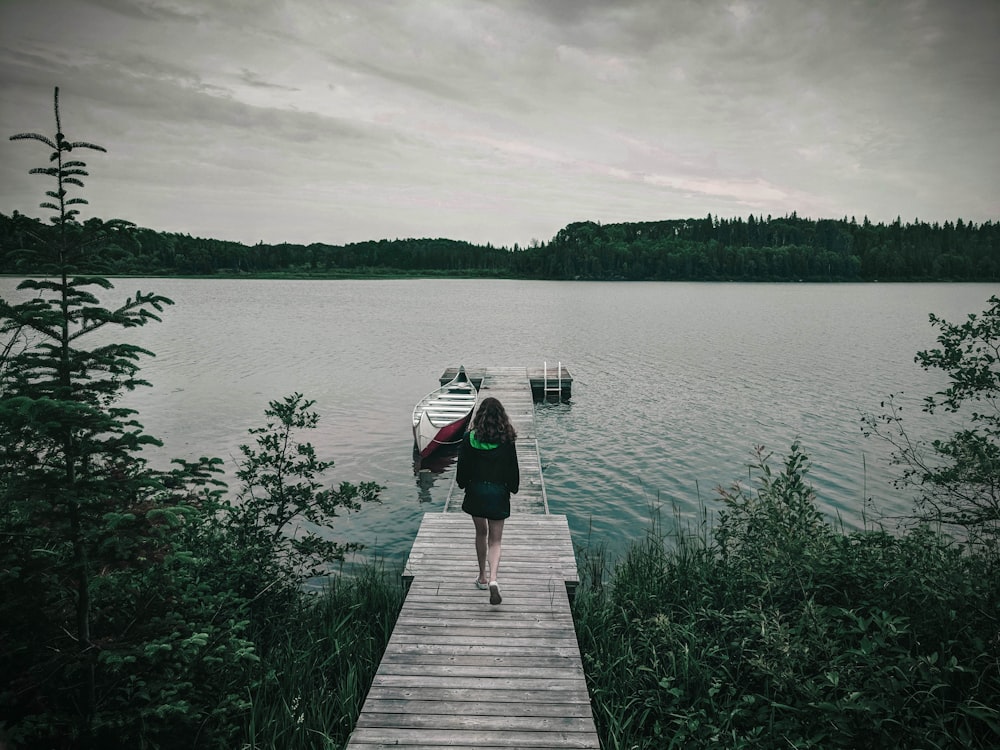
[[1, 0, 997, 248]]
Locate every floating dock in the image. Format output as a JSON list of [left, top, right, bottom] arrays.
[[440, 363, 572, 401], [345, 366, 598, 749]]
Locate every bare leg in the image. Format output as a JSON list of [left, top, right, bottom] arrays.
[[473, 516, 489, 584], [487, 518, 505, 582]]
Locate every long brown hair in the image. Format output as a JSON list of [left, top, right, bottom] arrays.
[[471, 396, 517, 444]]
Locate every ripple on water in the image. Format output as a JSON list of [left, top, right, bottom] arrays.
[[2, 278, 991, 567]]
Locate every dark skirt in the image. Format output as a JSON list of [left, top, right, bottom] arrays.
[[461, 480, 511, 520]]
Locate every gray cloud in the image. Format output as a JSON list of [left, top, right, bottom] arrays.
[[1, 0, 997, 247], [84, 0, 205, 23]]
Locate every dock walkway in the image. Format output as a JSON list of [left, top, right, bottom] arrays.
[[345, 367, 598, 749], [443, 366, 547, 515]]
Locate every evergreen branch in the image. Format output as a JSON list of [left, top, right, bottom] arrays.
[[67, 141, 107, 152], [10, 132, 57, 148], [3, 308, 60, 340], [67, 293, 174, 341], [67, 277, 114, 291], [17, 279, 66, 293]]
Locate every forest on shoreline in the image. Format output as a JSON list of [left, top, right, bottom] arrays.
[[2, 210, 997, 282]]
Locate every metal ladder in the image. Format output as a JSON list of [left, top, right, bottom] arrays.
[[543, 361, 563, 399]]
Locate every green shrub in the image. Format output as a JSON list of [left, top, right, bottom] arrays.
[[574, 445, 1000, 749]]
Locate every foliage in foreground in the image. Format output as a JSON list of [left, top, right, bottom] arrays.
[[863, 295, 1000, 545], [573, 444, 1000, 749], [241, 562, 404, 750], [1, 88, 392, 749]]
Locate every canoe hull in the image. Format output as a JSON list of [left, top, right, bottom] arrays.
[[414, 409, 470, 459]]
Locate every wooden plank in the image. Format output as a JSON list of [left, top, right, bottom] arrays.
[[379, 653, 581, 669], [348, 730, 598, 749], [358, 698, 594, 717], [371, 665, 585, 680], [355, 714, 596, 731], [384, 644, 584, 658], [394, 613, 577, 628]]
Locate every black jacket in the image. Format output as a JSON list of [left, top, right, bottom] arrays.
[[456, 432, 519, 494]]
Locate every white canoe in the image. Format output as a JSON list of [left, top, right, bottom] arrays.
[[412, 366, 478, 458]]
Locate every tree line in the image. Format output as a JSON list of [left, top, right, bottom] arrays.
[[1, 210, 997, 281]]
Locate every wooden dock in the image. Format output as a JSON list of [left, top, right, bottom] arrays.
[[345, 367, 598, 749], [443, 366, 548, 515]]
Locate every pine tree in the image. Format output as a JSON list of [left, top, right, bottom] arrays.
[[0, 87, 249, 748]]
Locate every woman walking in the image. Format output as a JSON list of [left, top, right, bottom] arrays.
[[456, 396, 519, 605]]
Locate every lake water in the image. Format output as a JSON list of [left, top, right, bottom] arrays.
[[2, 278, 993, 568]]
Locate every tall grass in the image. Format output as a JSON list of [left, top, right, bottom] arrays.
[[573, 445, 1000, 749], [240, 560, 405, 749]]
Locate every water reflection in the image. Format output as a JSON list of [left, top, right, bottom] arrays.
[[413, 444, 459, 504], [536, 398, 573, 411]]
